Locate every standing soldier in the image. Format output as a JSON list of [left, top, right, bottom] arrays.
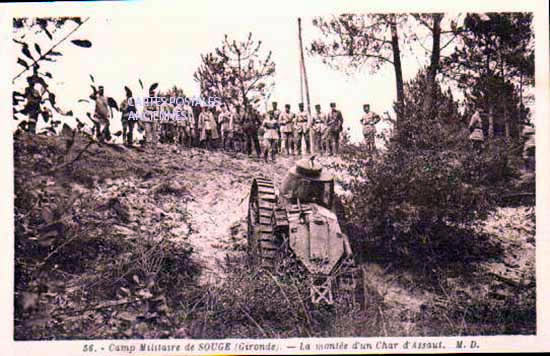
[[23, 75, 47, 134], [232, 104, 245, 153], [159, 94, 174, 144], [219, 106, 234, 151], [197, 104, 206, 148], [279, 104, 296, 156], [243, 106, 262, 158], [120, 88, 137, 146], [198, 104, 218, 150], [167, 94, 177, 144], [267, 102, 281, 153], [262, 111, 279, 162], [143, 90, 159, 147], [173, 99, 185, 147], [326, 102, 344, 155], [311, 104, 326, 154], [90, 85, 113, 142], [180, 100, 195, 147], [360, 104, 380, 153], [294, 102, 311, 155], [210, 106, 220, 149], [468, 107, 484, 152]]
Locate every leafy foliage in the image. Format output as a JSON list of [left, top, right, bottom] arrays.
[[309, 14, 407, 73], [12, 17, 91, 132], [442, 13, 534, 113], [309, 13, 409, 123]]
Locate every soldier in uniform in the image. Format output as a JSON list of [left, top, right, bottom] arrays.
[[279, 104, 296, 155], [219, 106, 234, 151], [180, 100, 195, 147], [173, 99, 185, 147], [262, 111, 279, 162], [142, 90, 159, 147], [360, 104, 380, 152], [196, 104, 205, 147], [311, 104, 326, 154], [167, 94, 177, 144], [294, 102, 311, 155], [326, 102, 344, 155], [267, 101, 281, 153], [243, 106, 262, 158], [468, 108, 484, 152], [232, 104, 245, 152], [198, 104, 218, 150], [120, 89, 137, 146], [159, 94, 175, 144], [90, 85, 112, 142]]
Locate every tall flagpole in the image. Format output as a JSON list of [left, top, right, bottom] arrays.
[[298, 17, 311, 115], [299, 55, 304, 105]]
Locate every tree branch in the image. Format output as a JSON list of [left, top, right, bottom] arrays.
[[13, 17, 90, 83], [411, 14, 433, 31], [440, 33, 460, 51]]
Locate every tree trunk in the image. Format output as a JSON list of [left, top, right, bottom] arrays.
[[390, 17, 404, 130], [423, 14, 443, 121]]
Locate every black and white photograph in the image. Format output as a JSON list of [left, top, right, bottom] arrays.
[[3, 0, 548, 354]]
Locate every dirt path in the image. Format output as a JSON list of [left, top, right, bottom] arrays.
[[163, 148, 303, 284]]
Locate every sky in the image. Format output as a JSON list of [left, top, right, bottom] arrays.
[[10, 11, 444, 144], [7, 2, 538, 145]]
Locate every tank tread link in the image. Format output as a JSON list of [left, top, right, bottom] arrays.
[[248, 178, 280, 267]]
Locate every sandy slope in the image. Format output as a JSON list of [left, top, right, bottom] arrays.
[[101, 143, 535, 312]]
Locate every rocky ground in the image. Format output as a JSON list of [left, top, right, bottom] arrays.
[[13, 132, 536, 339]]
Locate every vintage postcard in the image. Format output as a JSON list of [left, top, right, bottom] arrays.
[[1, 0, 549, 354]]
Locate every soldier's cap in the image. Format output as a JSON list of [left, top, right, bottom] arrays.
[[98, 85, 104, 89], [298, 102, 304, 107], [272, 101, 278, 105], [315, 104, 321, 108], [330, 102, 336, 107], [285, 104, 291, 108], [363, 104, 370, 108]]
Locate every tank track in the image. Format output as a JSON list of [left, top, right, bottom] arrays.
[[250, 177, 279, 267]]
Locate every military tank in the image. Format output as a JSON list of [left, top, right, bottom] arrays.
[[247, 158, 360, 305]]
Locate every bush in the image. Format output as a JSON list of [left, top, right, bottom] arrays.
[[342, 71, 518, 262]]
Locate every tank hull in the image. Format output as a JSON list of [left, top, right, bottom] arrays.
[[247, 175, 360, 305]]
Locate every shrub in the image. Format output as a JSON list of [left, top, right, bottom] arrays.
[[342, 71, 518, 262]]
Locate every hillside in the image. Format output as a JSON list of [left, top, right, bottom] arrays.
[[13, 132, 535, 339]]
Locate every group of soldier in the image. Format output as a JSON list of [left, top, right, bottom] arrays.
[[112, 86, 365, 162], [22, 77, 383, 161]]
